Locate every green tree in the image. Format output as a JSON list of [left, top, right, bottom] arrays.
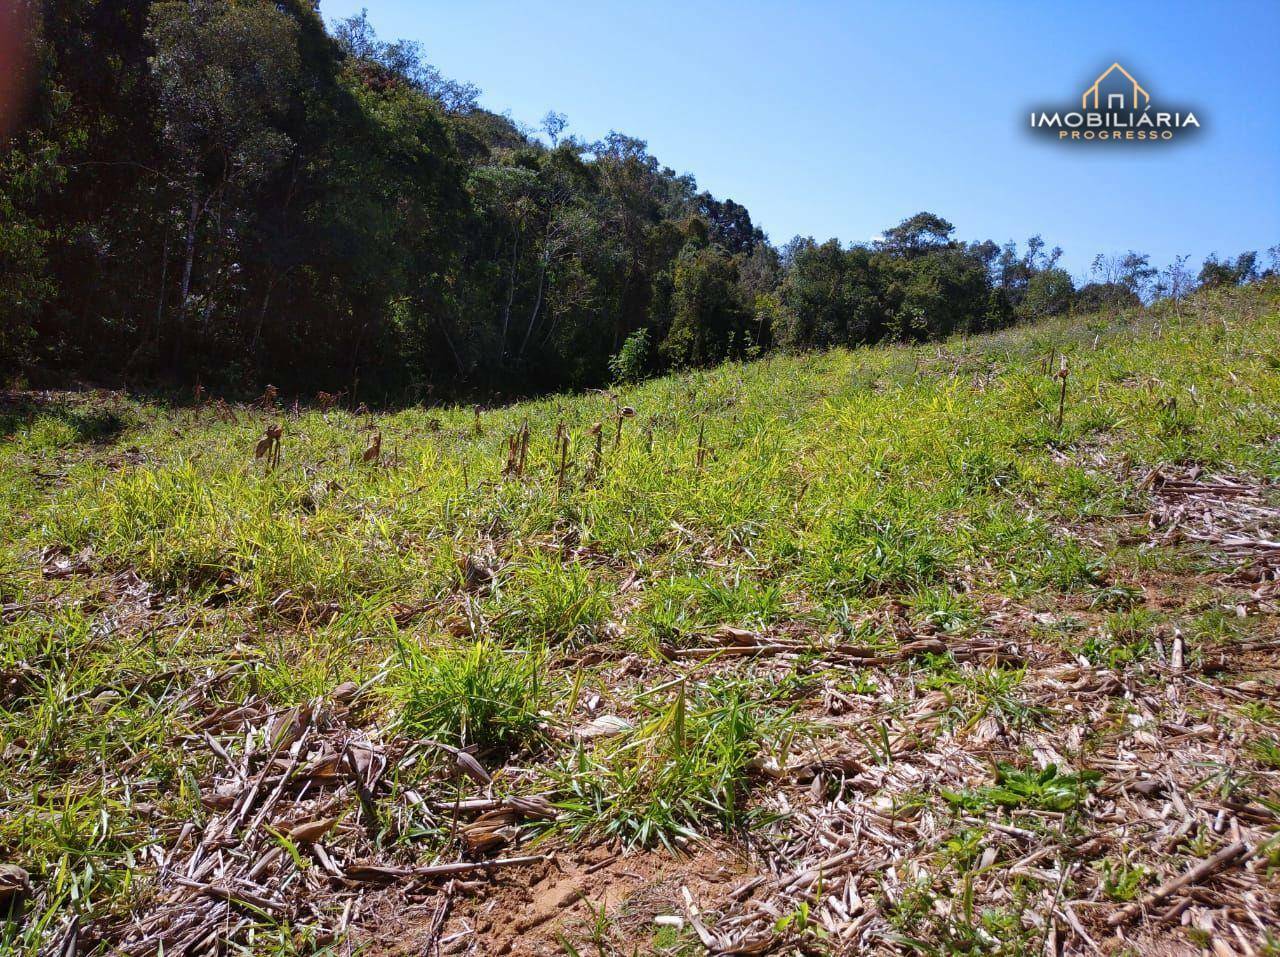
[[1091, 251, 1157, 303], [1021, 267, 1075, 319], [610, 328, 651, 382], [876, 212, 956, 258], [1198, 251, 1258, 288], [1075, 282, 1141, 313], [661, 246, 750, 366], [0, 130, 61, 368], [147, 0, 301, 361], [777, 240, 882, 349], [886, 245, 991, 340], [0, 5, 1163, 402]]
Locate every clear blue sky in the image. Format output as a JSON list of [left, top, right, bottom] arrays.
[[321, 0, 1280, 279]]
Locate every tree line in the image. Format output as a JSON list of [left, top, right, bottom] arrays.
[[1, 1, 1273, 402]]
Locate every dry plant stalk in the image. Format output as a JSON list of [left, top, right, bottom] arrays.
[[503, 433, 518, 475], [212, 397, 237, 423], [253, 424, 283, 470], [1055, 356, 1069, 431], [556, 428, 570, 490], [588, 422, 604, 479], [614, 405, 636, 448], [517, 420, 530, 476], [1106, 841, 1251, 926]]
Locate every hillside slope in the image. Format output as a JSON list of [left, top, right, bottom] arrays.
[[2, 283, 1279, 955]]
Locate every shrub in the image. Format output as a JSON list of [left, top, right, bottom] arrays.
[[609, 328, 652, 383]]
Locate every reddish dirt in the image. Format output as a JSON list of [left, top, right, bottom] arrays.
[[359, 842, 755, 955]]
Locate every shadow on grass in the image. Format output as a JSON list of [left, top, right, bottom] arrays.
[[0, 392, 132, 443]]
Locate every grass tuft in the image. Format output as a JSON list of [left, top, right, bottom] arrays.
[[552, 679, 787, 848], [392, 637, 546, 754]]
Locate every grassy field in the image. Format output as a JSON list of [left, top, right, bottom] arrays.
[[2, 282, 1279, 955]]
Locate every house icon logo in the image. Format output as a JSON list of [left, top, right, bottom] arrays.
[[1028, 62, 1201, 143], [1081, 63, 1149, 112]]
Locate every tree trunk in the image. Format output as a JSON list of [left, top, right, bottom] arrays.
[[349, 321, 367, 403], [517, 254, 549, 359], [437, 315, 465, 377], [150, 231, 171, 361], [175, 193, 201, 367], [180, 196, 199, 316], [251, 277, 276, 376], [499, 227, 519, 362]]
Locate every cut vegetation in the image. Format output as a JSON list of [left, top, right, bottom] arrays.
[[2, 282, 1279, 954]]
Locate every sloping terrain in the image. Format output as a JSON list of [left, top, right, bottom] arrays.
[[2, 283, 1279, 955]]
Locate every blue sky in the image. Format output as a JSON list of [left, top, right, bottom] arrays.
[[321, 0, 1280, 279]]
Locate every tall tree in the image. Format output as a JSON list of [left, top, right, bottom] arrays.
[[147, 0, 301, 363]]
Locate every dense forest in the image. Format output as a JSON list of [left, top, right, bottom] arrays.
[[0, 0, 1273, 402]]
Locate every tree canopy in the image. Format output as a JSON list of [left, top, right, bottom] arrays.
[[1, 2, 1272, 400]]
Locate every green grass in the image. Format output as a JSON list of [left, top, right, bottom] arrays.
[[633, 571, 787, 649], [551, 677, 788, 848], [920, 661, 1046, 732], [487, 553, 613, 645], [1, 281, 1278, 952], [393, 636, 547, 754]]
